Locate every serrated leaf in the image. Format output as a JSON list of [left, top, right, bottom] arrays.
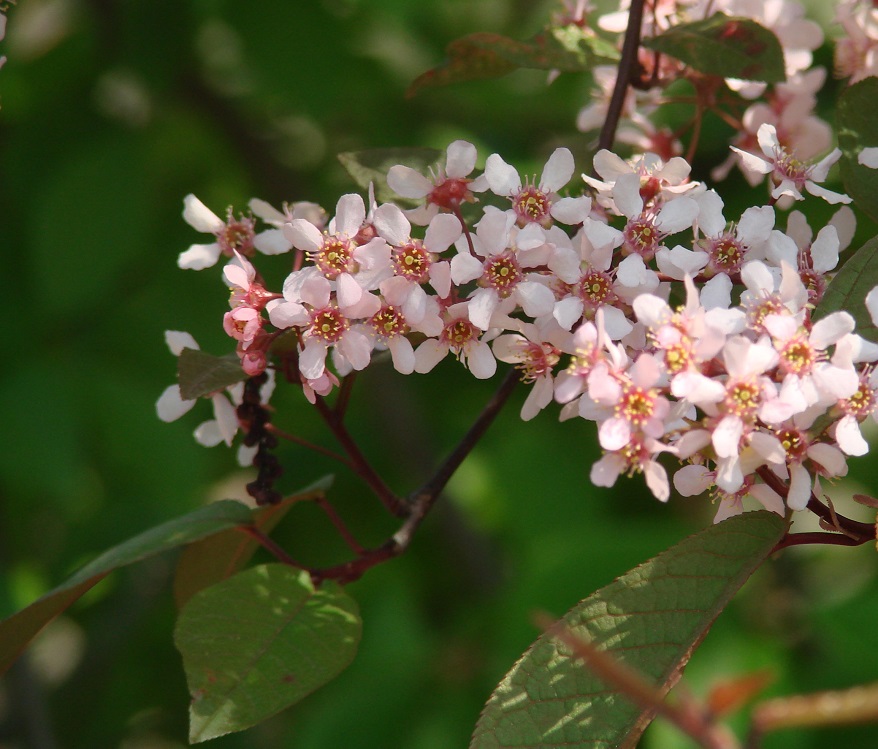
[[173, 476, 334, 608], [407, 26, 619, 98], [338, 147, 442, 204], [812, 234, 878, 341], [643, 13, 785, 83], [0, 500, 254, 676], [178, 348, 247, 400], [837, 76, 878, 223], [470, 511, 786, 749], [175, 564, 361, 743]]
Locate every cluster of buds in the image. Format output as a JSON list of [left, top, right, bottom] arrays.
[[163, 130, 878, 521]]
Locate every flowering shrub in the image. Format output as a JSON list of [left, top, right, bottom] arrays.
[[4, 0, 878, 746]]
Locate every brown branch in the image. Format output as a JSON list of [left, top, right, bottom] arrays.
[[597, 0, 646, 153]]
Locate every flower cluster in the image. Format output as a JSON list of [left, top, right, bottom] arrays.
[[164, 130, 877, 522]]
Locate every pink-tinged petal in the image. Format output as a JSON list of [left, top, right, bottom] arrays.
[[590, 453, 625, 488], [156, 385, 196, 422], [582, 219, 624, 257], [476, 208, 512, 255], [657, 156, 691, 184], [445, 140, 477, 177], [655, 197, 698, 234], [630, 353, 661, 389], [465, 341, 497, 379], [835, 415, 869, 456], [194, 420, 224, 447], [339, 329, 372, 371], [516, 223, 546, 251], [450, 252, 483, 285], [345, 290, 381, 319], [299, 340, 328, 380], [540, 147, 574, 191], [353, 237, 391, 271], [644, 461, 670, 502], [468, 288, 500, 330], [810, 225, 840, 273], [492, 333, 526, 363], [267, 300, 306, 328], [428, 261, 452, 298], [730, 147, 773, 175], [766, 230, 798, 267], [424, 213, 463, 252], [248, 198, 286, 224], [809, 148, 842, 182], [655, 246, 709, 280], [671, 371, 725, 403], [521, 375, 553, 421], [674, 428, 712, 459], [334, 194, 366, 237], [867, 286, 878, 329], [633, 294, 671, 328], [804, 181, 851, 204], [387, 165, 433, 199], [601, 306, 633, 340], [284, 219, 323, 252], [696, 189, 726, 237], [806, 443, 847, 478], [553, 296, 584, 331], [587, 364, 622, 404], [336, 272, 364, 310], [484, 153, 521, 196], [178, 242, 222, 270], [550, 196, 591, 225], [811, 311, 854, 349], [755, 123, 779, 158], [414, 339, 448, 373], [388, 336, 415, 375], [674, 464, 713, 496], [599, 417, 631, 451], [787, 463, 811, 510], [715, 456, 744, 494], [611, 173, 643, 218], [254, 228, 293, 255], [373, 203, 411, 245], [713, 496, 744, 524], [749, 431, 786, 465], [299, 275, 332, 308], [165, 330, 199, 355], [740, 260, 774, 295], [222, 263, 251, 290], [737, 205, 775, 244], [748, 483, 785, 516], [858, 147, 878, 168], [763, 313, 797, 342], [183, 194, 224, 233], [592, 149, 630, 181], [713, 415, 743, 458], [403, 285, 430, 325], [616, 254, 649, 287], [211, 394, 239, 446], [516, 281, 555, 319]]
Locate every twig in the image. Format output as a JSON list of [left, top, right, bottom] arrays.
[[597, 0, 646, 153], [265, 424, 353, 467]]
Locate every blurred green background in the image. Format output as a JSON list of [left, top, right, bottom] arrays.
[[2, 0, 878, 747]]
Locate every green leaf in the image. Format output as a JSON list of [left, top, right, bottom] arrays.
[[173, 477, 334, 608], [837, 76, 878, 223], [407, 26, 619, 98], [643, 13, 785, 83], [175, 564, 361, 743], [812, 234, 878, 341], [470, 511, 786, 749], [0, 500, 254, 676], [178, 348, 248, 400], [338, 147, 442, 204]]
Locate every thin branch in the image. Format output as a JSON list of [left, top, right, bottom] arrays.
[[756, 466, 875, 542], [772, 532, 873, 552], [597, 0, 646, 153], [311, 396, 409, 517], [265, 424, 353, 467], [315, 496, 365, 555], [238, 525, 307, 568]]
